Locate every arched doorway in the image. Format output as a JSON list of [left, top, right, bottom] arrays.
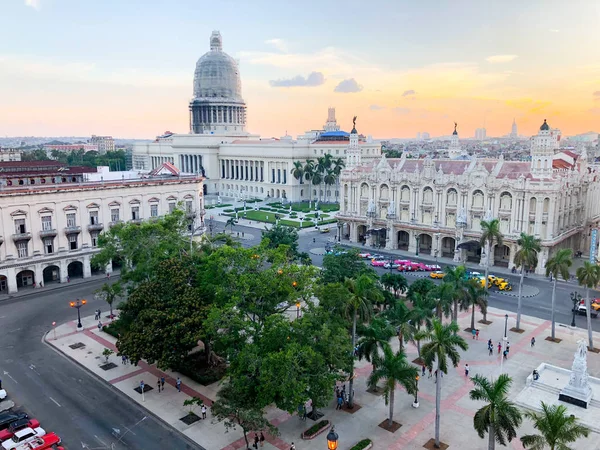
[[67, 261, 84, 279], [0, 275, 7, 294], [441, 237, 456, 258], [43, 265, 60, 284], [494, 244, 510, 268], [203, 185, 207, 195], [276, 189, 280, 198], [397, 231, 409, 250], [16, 270, 35, 289], [418, 234, 432, 255], [458, 240, 482, 263], [357, 224, 367, 243]]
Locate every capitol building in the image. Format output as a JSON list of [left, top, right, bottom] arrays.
[[132, 31, 381, 202], [337, 121, 600, 274]]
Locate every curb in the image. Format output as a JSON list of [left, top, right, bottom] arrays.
[[42, 330, 206, 450], [497, 287, 540, 298]]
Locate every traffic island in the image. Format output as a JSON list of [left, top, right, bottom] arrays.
[[423, 438, 449, 450], [377, 419, 401, 433]]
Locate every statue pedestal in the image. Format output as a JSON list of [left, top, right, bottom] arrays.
[[559, 339, 593, 408], [559, 389, 592, 409]]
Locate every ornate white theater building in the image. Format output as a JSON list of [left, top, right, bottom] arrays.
[[132, 31, 381, 202], [337, 120, 600, 274], [0, 162, 204, 294]]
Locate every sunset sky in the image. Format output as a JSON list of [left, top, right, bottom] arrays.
[[1, 0, 599, 139]]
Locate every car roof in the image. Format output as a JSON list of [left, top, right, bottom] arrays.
[[8, 419, 30, 430], [14, 427, 35, 438], [0, 413, 27, 424]]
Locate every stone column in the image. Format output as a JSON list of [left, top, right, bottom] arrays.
[[408, 230, 417, 253], [83, 256, 92, 279], [59, 260, 68, 283], [6, 267, 17, 294], [534, 199, 543, 236], [34, 264, 43, 286], [508, 244, 516, 269]]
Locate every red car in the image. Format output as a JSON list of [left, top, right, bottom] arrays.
[[0, 419, 40, 442], [13, 432, 60, 450]]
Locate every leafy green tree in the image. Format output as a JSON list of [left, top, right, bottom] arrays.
[[261, 223, 299, 255], [384, 300, 415, 350], [331, 157, 345, 203], [380, 273, 408, 298], [464, 279, 488, 331], [94, 282, 123, 319], [22, 148, 50, 161], [406, 278, 436, 301], [368, 347, 418, 428], [427, 282, 455, 320], [344, 275, 382, 408], [545, 249, 572, 340], [443, 265, 467, 322], [357, 317, 394, 375], [521, 402, 589, 450], [421, 319, 469, 448], [92, 209, 191, 284], [514, 233, 541, 330], [576, 261, 600, 350], [480, 219, 504, 291], [321, 249, 376, 284], [469, 374, 523, 450]]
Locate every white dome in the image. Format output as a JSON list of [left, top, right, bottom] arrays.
[[192, 31, 243, 102]]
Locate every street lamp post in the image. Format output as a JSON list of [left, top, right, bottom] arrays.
[[416, 235, 420, 256], [326, 426, 339, 450], [504, 314, 508, 339], [412, 375, 420, 408], [69, 298, 87, 330], [296, 301, 301, 319], [500, 313, 508, 374], [570, 292, 582, 327]]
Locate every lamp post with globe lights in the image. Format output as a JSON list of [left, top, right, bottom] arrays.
[[570, 291, 582, 327], [70, 298, 87, 330], [412, 375, 420, 408]]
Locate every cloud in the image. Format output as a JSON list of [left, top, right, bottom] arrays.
[[269, 71, 325, 88], [370, 105, 385, 111], [264, 38, 287, 52], [25, 0, 41, 9], [594, 91, 600, 96], [393, 107, 410, 115], [402, 89, 416, 97], [485, 54, 518, 64], [334, 78, 363, 93], [590, 108, 600, 115]]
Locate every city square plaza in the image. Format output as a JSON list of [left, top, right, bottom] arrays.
[[48, 303, 600, 450]]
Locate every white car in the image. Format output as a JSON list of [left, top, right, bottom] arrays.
[[358, 252, 371, 258], [0, 390, 15, 413], [2, 427, 46, 450]]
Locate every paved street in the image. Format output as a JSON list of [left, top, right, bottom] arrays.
[[0, 278, 200, 450]]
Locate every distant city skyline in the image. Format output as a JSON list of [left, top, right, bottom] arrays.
[[1, 0, 599, 139]]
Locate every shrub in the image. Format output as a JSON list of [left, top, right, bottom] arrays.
[[304, 420, 329, 437], [350, 439, 372, 450], [174, 352, 227, 386], [223, 209, 234, 213], [103, 320, 127, 339]]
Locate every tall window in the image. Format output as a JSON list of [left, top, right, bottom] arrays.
[[169, 202, 176, 213], [41, 216, 52, 231], [68, 234, 78, 250], [150, 204, 158, 217], [185, 200, 193, 213], [14, 218, 26, 234], [91, 232, 99, 248], [17, 241, 28, 258], [111, 209, 120, 223], [131, 206, 140, 220], [44, 238, 54, 254], [66, 213, 77, 227], [89, 211, 99, 225]]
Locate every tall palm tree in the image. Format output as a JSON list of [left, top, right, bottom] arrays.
[[469, 374, 523, 450], [368, 347, 418, 428], [303, 159, 315, 207], [576, 261, 600, 350], [290, 161, 304, 186], [312, 171, 323, 204], [443, 265, 467, 322], [356, 317, 395, 376], [514, 233, 541, 330], [384, 300, 415, 350], [344, 275, 383, 408], [464, 279, 489, 331], [421, 319, 469, 448], [427, 282, 454, 320], [225, 217, 237, 234], [545, 249, 572, 340], [521, 402, 589, 450], [323, 169, 336, 203], [380, 273, 408, 298], [331, 157, 345, 203], [480, 219, 504, 292]]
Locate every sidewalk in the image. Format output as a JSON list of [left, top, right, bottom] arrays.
[[46, 307, 600, 449]]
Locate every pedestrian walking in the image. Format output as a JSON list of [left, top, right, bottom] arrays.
[[465, 364, 469, 377], [503, 349, 508, 360], [488, 344, 493, 356], [471, 328, 476, 339], [422, 364, 426, 376], [94, 309, 98, 320], [428, 366, 433, 378], [290, 443, 296, 450], [506, 342, 510, 354], [531, 337, 536, 347], [176, 377, 181, 392], [488, 338, 492, 349], [157, 379, 161, 393], [260, 432, 265, 447], [202, 404, 207, 419], [97, 309, 101, 319], [336, 395, 343, 410], [161, 376, 165, 391], [253, 433, 259, 449], [97, 321, 103, 331], [121, 355, 126, 365], [498, 342, 502, 354], [0, 379, 2, 390], [475, 329, 480, 340]]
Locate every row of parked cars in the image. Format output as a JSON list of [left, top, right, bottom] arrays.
[[0, 390, 63, 450], [429, 270, 513, 291], [359, 253, 441, 272]]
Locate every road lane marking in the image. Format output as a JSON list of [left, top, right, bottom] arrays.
[[2, 371, 18, 384], [94, 435, 108, 446], [49, 397, 61, 407]]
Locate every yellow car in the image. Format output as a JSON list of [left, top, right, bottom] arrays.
[[498, 281, 513, 291], [430, 271, 445, 279], [492, 276, 507, 287]]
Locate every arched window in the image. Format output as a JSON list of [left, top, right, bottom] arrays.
[[500, 192, 512, 210], [400, 186, 410, 202], [446, 188, 457, 206], [472, 190, 484, 208], [360, 183, 369, 198], [422, 187, 433, 204], [380, 184, 389, 200]]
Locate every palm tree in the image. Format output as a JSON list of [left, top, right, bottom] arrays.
[[521, 402, 589, 450], [344, 275, 383, 408], [303, 159, 315, 207], [384, 300, 415, 350], [514, 233, 541, 331], [469, 374, 522, 450], [312, 171, 323, 204], [464, 279, 489, 331], [323, 169, 336, 203], [480, 219, 504, 292], [443, 265, 467, 322], [290, 161, 304, 186], [427, 282, 454, 320], [94, 282, 123, 320], [368, 346, 418, 428], [545, 249, 572, 340], [356, 317, 395, 376], [421, 319, 469, 448], [331, 157, 345, 203], [225, 217, 237, 234], [576, 261, 600, 350], [380, 273, 408, 298]]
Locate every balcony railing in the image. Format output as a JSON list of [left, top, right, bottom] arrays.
[[87, 223, 104, 232], [39, 228, 58, 238], [12, 232, 32, 242], [64, 225, 81, 235]]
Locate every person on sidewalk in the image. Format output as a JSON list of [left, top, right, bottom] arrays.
[[421, 364, 426, 376], [506, 342, 510, 354], [488, 338, 492, 349], [290, 443, 296, 450], [497, 342, 502, 354], [488, 344, 493, 356], [259, 432, 265, 447], [428, 366, 433, 378], [121, 355, 126, 365], [161, 376, 165, 391], [176, 377, 181, 392], [97, 321, 103, 331], [531, 337, 536, 347], [503, 349, 508, 360], [201, 404, 207, 419], [465, 364, 469, 377], [475, 329, 480, 340], [471, 329, 476, 339], [157, 379, 161, 393], [336, 395, 343, 410], [253, 433, 259, 449]]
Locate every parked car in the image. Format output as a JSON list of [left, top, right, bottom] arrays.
[[0, 419, 41, 442], [1, 427, 46, 450], [383, 262, 399, 269], [573, 301, 599, 318], [0, 392, 14, 414], [358, 252, 371, 259], [371, 259, 387, 267], [425, 264, 441, 271], [0, 414, 29, 433], [11, 433, 60, 450], [591, 299, 600, 311], [430, 271, 445, 279], [370, 254, 384, 261], [393, 259, 412, 266], [497, 281, 513, 291]]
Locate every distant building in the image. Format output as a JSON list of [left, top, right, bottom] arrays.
[[44, 144, 98, 156], [475, 128, 487, 140], [0, 161, 96, 187], [0, 148, 22, 162], [89, 135, 115, 154], [510, 119, 518, 138], [422, 132, 430, 140]]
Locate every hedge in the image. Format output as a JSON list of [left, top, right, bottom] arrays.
[[350, 439, 372, 450], [303, 420, 329, 437]]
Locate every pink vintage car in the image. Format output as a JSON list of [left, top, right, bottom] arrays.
[[371, 259, 387, 267]]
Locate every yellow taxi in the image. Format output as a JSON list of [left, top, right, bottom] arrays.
[[430, 271, 445, 279]]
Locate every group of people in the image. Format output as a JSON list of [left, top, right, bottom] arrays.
[[335, 384, 348, 410], [251, 432, 266, 448], [486, 338, 510, 359]]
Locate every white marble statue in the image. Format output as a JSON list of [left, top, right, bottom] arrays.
[[457, 207, 467, 225], [560, 339, 593, 407]]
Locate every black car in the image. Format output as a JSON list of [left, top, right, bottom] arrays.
[[0, 412, 28, 431]]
